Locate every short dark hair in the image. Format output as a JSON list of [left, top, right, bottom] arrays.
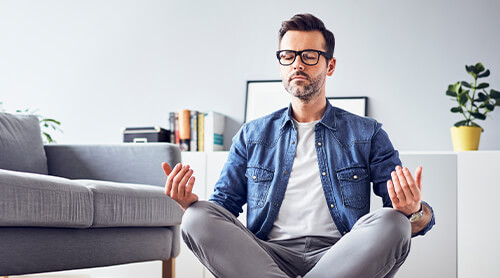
[[278, 13, 335, 57]]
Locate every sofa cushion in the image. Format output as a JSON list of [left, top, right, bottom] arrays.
[[76, 180, 183, 227], [0, 112, 48, 174], [0, 169, 93, 228]]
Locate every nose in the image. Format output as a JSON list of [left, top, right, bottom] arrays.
[[292, 55, 305, 71]]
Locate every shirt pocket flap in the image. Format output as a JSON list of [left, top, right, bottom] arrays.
[[245, 167, 274, 182], [337, 167, 368, 182]]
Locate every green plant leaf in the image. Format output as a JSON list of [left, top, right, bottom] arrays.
[[485, 103, 495, 111], [451, 107, 463, 113], [474, 62, 485, 74], [476, 83, 489, 89], [40, 118, 61, 125], [471, 112, 486, 120], [454, 120, 468, 127], [446, 90, 457, 97], [461, 81, 472, 88], [43, 132, 54, 143], [459, 95, 468, 105], [477, 92, 488, 102], [477, 69, 490, 78], [465, 65, 475, 74], [491, 89, 500, 99]]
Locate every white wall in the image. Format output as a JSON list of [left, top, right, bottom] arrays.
[[1, 0, 499, 151]]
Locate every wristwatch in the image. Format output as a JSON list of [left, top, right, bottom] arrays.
[[409, 204, 424, 223]]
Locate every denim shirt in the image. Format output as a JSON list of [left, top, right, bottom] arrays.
[[209, 101, 435, 240]]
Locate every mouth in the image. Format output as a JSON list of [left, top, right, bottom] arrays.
[[290, 73, 309, 82]]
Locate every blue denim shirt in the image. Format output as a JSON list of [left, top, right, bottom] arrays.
[[209, 101, 435, 239]]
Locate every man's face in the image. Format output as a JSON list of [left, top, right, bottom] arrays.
[[278, 30, 335, 103]]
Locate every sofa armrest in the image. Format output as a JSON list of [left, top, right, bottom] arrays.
[[45, 143, 181, 187]]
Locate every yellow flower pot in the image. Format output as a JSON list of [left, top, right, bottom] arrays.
[[450, 126, 482, 151]]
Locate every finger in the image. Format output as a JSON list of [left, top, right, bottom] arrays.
[[172, 164, 190, 198], [165, 163, 182, 196], [391, 170, 407, 203], [387, 180, 399, 206], [162, 162, 172, 176], [186, 176, 196, 194], [415, 166, 423, 191], [396, 166, 414, 200], [402, 167, 420, 200], [178, 168, 194, 197]]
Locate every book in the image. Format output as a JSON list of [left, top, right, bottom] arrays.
[[178, 109, 191, 151], [190, 111, 198, 152], [168, 112, 176, 144], [174, 112, 180, 145], [204, 111, 225, 151], [197, 113, 205, 151]]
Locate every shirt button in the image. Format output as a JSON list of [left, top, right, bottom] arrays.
[[353, 175, 358, 180], [330, 204, 334, 208], [291, 141, 295, 144], [317, 142, 322, 146], [253, 176, 257, 180], [343, 231, 347, 235], [274, 203, 279, 207], [322, 172, 326, 176], [284, 171, 289, 175]]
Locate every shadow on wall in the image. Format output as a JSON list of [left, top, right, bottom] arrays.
[[224, 116, 242, 151]]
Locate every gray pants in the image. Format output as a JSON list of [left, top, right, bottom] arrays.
[[181, 201, 411, 278]]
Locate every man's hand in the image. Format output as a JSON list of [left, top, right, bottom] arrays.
[[163, 162, 198, 210], [387, 165, 422, 217]]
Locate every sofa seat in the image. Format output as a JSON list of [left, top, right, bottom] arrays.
[[0, 169, 93, 228], [0, 169, 182, 229], [76, 179, 182, 227]]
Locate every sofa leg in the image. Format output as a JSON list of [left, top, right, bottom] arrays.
[[162, 257, 175, 278]]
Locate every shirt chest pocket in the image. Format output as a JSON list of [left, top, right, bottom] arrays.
[[336, 167, 370, 209], [245, 166, 274, 208]]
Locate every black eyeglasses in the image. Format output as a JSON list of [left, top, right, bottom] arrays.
[[276, 49, 332, 66]]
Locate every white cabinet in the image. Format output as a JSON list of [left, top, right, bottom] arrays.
[[179, 151, 500, 278], [457, 151, 500, 278]]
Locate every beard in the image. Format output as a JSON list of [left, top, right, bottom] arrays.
[[283, 71, 325, 103]]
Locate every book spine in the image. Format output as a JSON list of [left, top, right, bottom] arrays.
[[198, 112, 205, 152], [190, 111, 198, 152], [212, 111, 225, 151], [175, 112, 180, 146], [204, 112, 213, 152], [178, 109, 191, 151], [204, 111, 225, 151], [169, 112, 176, 144]]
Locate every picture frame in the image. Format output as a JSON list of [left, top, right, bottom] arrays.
[[245, 80, 368, 122]]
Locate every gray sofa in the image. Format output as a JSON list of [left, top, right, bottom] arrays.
[[0, 112, 184, 277]]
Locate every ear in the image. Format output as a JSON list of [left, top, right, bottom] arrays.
[[327, 57, 336, 76]]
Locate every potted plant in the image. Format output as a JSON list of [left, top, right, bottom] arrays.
[[446, 62, 500, 151]]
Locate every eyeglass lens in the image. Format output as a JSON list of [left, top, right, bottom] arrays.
[[279, 50, 320, 66]]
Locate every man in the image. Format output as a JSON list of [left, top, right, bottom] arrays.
[[163, 13, 435, 278]]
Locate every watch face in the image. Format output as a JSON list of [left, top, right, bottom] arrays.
[[409, 211, 423, 223]]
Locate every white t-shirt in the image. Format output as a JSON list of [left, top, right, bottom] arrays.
[[267, 120, 341, 241]]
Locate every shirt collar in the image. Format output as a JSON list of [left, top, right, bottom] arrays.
[[279, 99, 337, 131]]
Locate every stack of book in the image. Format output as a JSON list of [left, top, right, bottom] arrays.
[[169, 110, 225, 152]]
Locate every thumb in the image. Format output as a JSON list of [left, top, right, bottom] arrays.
[[162, 162, 172, 176], [415, 166, 423, 190]]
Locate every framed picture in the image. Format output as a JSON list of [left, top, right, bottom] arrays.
[[245, 80, 368, 122]]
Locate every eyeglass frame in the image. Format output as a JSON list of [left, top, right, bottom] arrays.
[[276, 49, 333, 66]]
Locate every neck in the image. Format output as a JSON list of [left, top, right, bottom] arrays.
[[291, 95, 327, 123]]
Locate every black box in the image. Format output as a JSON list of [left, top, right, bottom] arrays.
[[123, 127, 171, 143]]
